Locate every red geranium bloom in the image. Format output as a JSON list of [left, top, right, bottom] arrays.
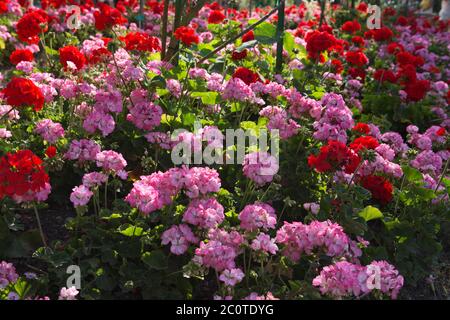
[[436, 127, 446, 136], [174, 26, 200, 46], [356, 2, 368, 12], [361, 175, 393, 204], [331, 59, 343, 74], [94, 3, 127, 31], [0, 0, 8, 14], [9, 49, 34, 65], [208, 10, 225, 24], [383, 7, 397, 17], [0, 150, 49, 200], [396, 64, 417, 84], [120, 32, 161, 52], [349, 136, 380, 153], [352, 123, 371, 135], [341, 20, 361, 34], [387, 42, 404, 54], [242, 30, 255, 43], [345, 50, 369, 67], [16, 10, 48, 44], [147, 0, 164, 14], [59, 46, 86, 71], [232, 67, 260, 85], [396, 16, 409, 26], [308, 140, 360, 174], [45, 146, 57, 158], [348, 67, 366, 80], [396, 51, 424, 67], [404, 80, 430, 102], [374, 69, 397, 84], [351, 36, 365, 47], [305, 30, 338, 61], [2, 77, 44, 111], [231, 49, 247, 61], [366, 27, 393, 42]]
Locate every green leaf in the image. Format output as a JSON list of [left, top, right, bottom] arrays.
[[358, 205, 384, 222], [142, 250, 168, 270], [402, 165, 423, 183], [235, 40, 258, 52], [44, 46, 59, 56], [190, 91, 219, 105], [119, 225, 144, 237], [254, 22, 277, 44]]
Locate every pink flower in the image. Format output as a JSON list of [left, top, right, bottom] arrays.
[[182, 167, 221, 198], [161, 224, 198, 255], [259, 106, 300, 140], [70, 185, 93, 207], [34, 119, 65, 144], [167, 79, 182, 98], [183, 197, 225, 229], [82, 172, 108, 188], [65, 139, 101, 163], [242, 151, 279, 186], [239, 202, 277, 231], [219, 268, 245, 286], [127, 101, 162, 131], [83, 110, 115, 137], [0, 261, 19, 289], [96, 150, 127, 173], [58, 286, 79, 300], [251, 233, 278, 254]]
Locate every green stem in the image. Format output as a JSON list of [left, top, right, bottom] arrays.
[[33, 205, 48, 247]]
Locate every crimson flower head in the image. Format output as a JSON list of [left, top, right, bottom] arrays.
[[16, 9, 48, 44], [9, 49, 34, 65], [308, 140, 360, 174], [208, 10, 226, 24], [374, 69, 397, 84], [361, 175, 393, 205], [356, 2, 368, 12], [0, 150, 50, 201], [59, 46, 86, 71], [404, 80, 430, 102], [94, 3, 127, 31], [341, 20, 361, 34], [232, 67, 260, 85], [120, 32, 161, 52], [349, 136, 380, 153], [242, 30, 255, 43], [174, 26, 200, 46], [305, 30, 338, 61], [352, 123, 371, 135], [45, 146, 57, 158], [345, 50, 369, 67], [2, 77, 44, 111]]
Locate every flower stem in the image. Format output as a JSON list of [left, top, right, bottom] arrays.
[[33, 205, 48, 247]]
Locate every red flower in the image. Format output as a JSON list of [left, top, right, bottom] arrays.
[[231, 49, 248, 61], [396, 16, 409, 26], [232, 67, 259, 85], [174, 26, 200, 46], [94, 3, 127, 31], [59, 46, 86, 71], [345, 50, 369, 67], [242, 30, 255, 43], [86, 47, 111, 64], [341, 20, 361, 34], [361, 175, 393, 204], [349, 136, 380, 153], [45, 146, 57, 158], [308, 140, 360, 174], [404, 80, 430, 102], [351, 36, 365, 47], [0, 0, 7, 14], [348, 67, 366, 80], [9, 49, 34, 65], [305, 30, 338, 61], [0, 150, 49, 200], [356, 2, 368, 12], [16, 10, 48, 44], [387, 42, 404, 54], [366, 27, 393, 42], [331, 59, 343, 74], [374, 69, 397, 84], [120, 32, 161, 52], [352, 123, 371, 135], [436, 127, 446, 137], [208, 10, 225, 24], [2, 77, 44, 111], [396, 51, 424, 67]]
